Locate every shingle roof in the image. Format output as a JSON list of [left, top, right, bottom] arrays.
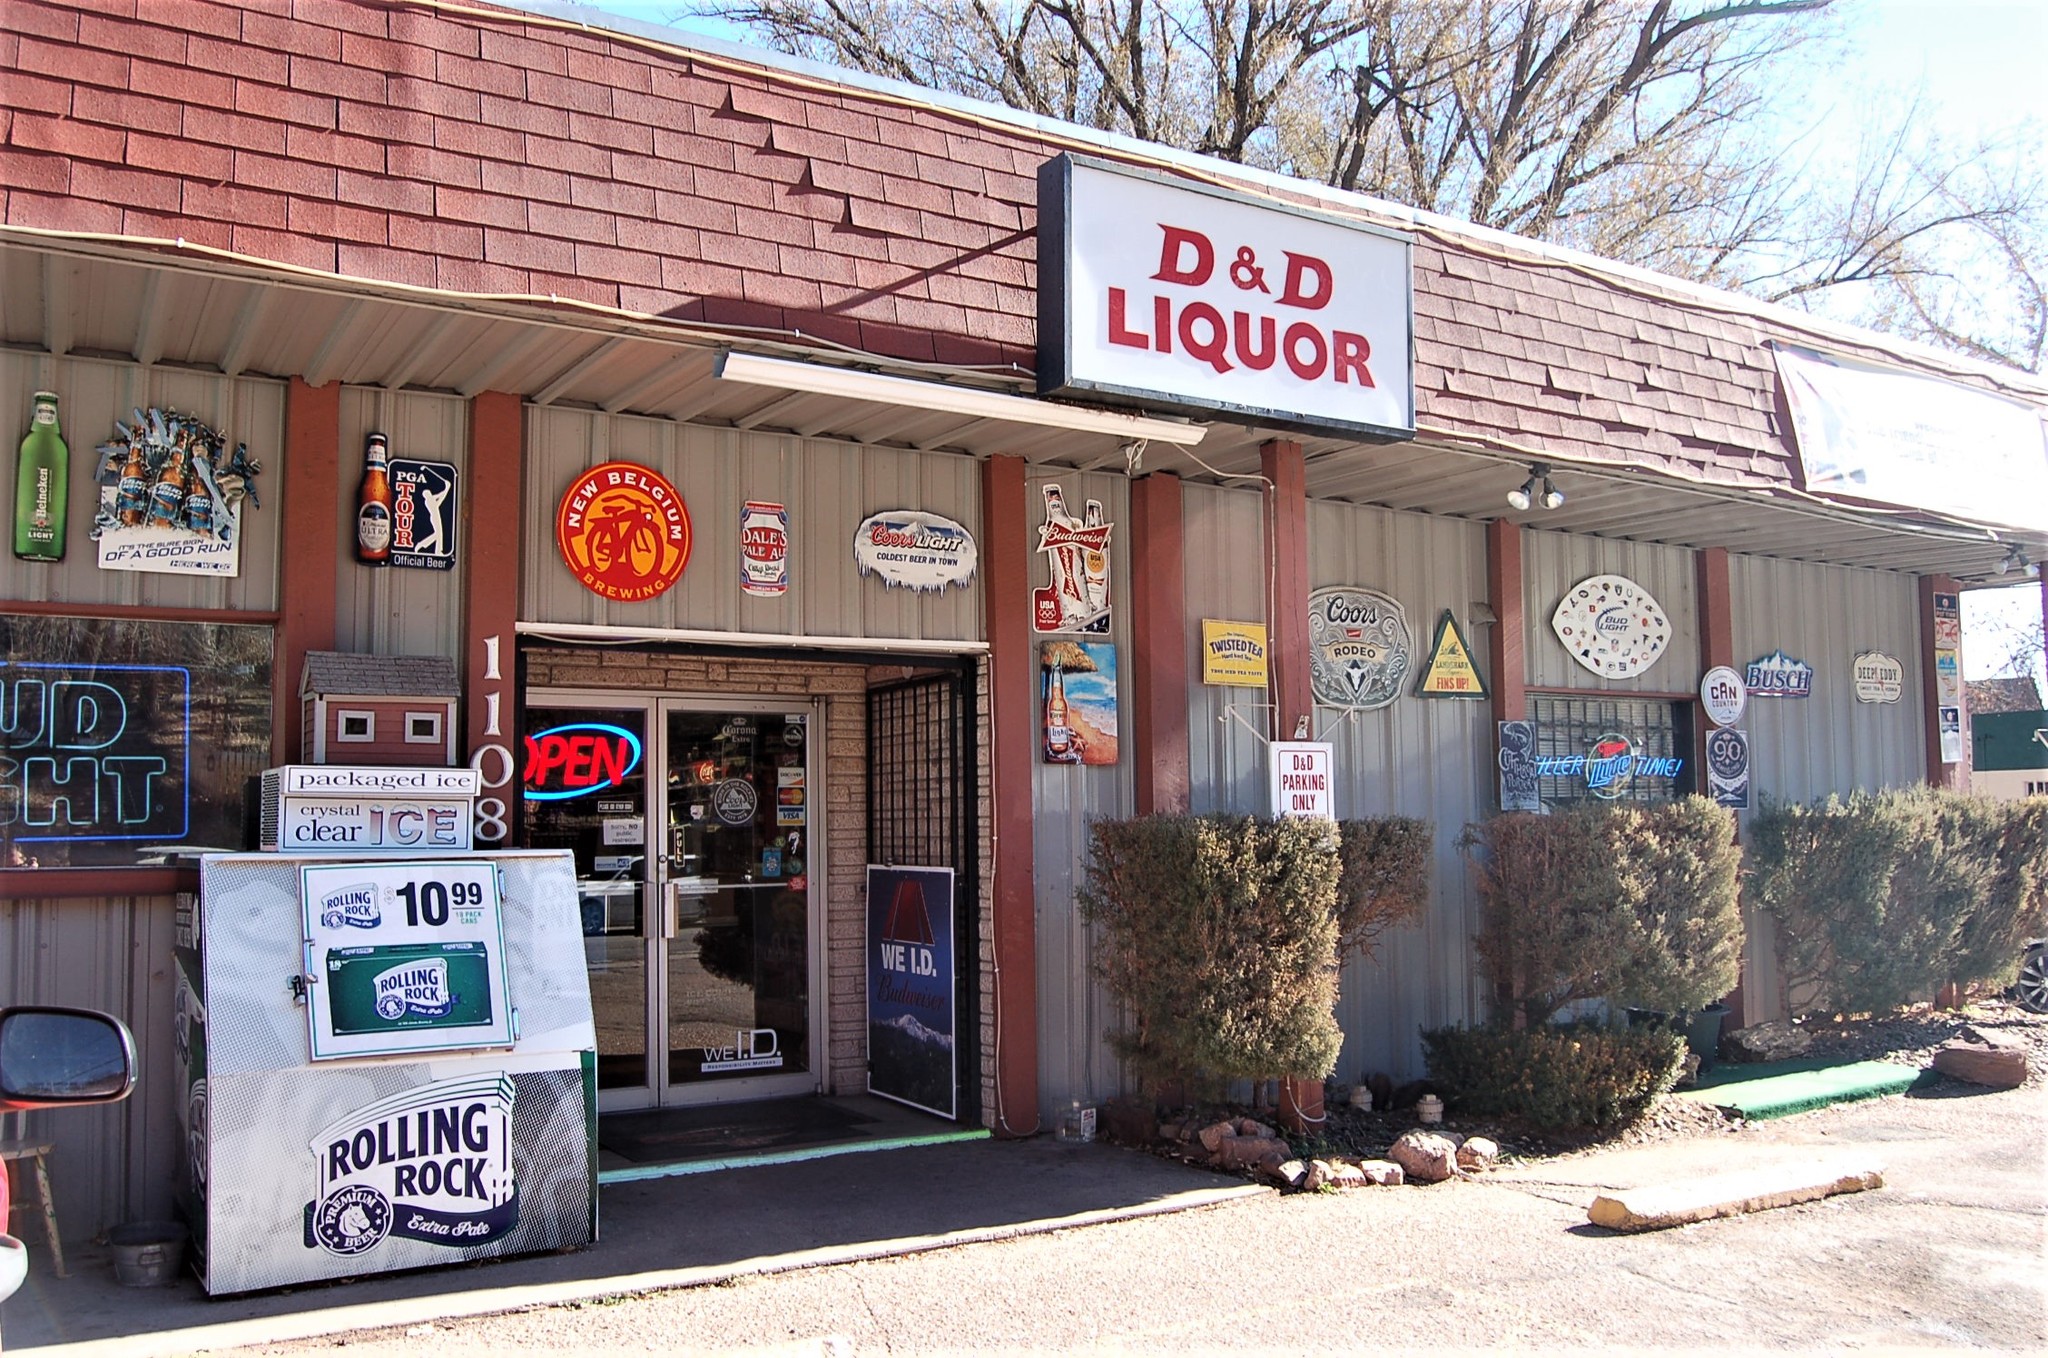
[[302, 650, 461, 699]]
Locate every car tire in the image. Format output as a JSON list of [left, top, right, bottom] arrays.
[[2017, 944, 2048, 1015]]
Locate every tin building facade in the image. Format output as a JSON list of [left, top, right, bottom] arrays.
[[3, 0, 2046, 1237]]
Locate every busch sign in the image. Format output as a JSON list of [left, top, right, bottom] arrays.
[[1038, 154, 1414, 437]]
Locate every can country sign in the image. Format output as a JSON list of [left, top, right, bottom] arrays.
[[556, 461, 692, 602], [1200, 620, 1268, 687], [304, 1074, 518, 1258]]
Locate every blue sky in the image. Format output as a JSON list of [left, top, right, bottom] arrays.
[[584, 0, 2048, 681]]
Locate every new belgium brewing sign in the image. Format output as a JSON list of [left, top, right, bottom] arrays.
[[556, 461, 692, 602]]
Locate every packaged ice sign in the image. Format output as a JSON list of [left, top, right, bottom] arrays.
[[0, 662, 186, 844], [304, 1074, 518, 1258], [301, 861, 514, 1059], [1268, 741, 1335, 820], [1037, 154, 1414, 439], [262, 765, 477, 853], [853, 510, 978, 592], [523, 723, 643, 802]]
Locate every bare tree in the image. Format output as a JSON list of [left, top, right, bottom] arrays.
[[687, 0, 2046, 372]]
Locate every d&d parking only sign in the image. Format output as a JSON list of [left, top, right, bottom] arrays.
[[1268, 741, 1335, 820]]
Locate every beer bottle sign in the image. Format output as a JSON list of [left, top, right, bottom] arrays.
[[356, 433, 394, 565], [13, 391, 68, 561], [301, 861, 514, 1059]]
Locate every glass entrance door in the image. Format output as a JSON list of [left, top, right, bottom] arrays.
[[522, 692, 819, 1111]]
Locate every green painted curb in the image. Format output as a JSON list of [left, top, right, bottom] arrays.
[[1673, 1060, 1930, 1120], [599, 1127, 993, 1184]]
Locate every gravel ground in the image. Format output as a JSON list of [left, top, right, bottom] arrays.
[[1152, 996, 2048, 1170]]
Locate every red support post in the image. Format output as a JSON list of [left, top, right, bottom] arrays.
[[1486, 518, 1526, 725], [275, 377, 339, 766], [463, 391, 524, 846], [1130, 471, 1190, 815], [982, 454, 1041, 1135]]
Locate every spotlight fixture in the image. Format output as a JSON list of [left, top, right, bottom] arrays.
[[1998, 543, 2035, 577], [1506, 463, 1565, 512]]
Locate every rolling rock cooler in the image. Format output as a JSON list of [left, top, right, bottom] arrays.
[[172, 846, 598, 1294]]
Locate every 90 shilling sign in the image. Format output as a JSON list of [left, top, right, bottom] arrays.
[[1037, 154, 1415, 438]]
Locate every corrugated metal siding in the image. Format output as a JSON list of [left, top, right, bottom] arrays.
[[0, 895, 182, 1239], [1184, 482, 1271, 815], [1523, 529, 1700, 692], [521, 410, 985, 646], [0, 352, 283, 612], [1730, 554, 1926, 1019], [334, 387, 470, 658], [1026, 467, 1134, 1120], [1310, 502, 1493, 1080]]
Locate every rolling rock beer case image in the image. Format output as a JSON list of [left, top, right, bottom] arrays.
[[175, 798, 598, 1293]]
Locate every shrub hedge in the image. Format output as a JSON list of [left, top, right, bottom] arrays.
[[1464, 797, 1743, 1028], [1421, 1022, 1687, 1130], [1747, 787, 2048, 1015], [1335, 816, 1432, 963]]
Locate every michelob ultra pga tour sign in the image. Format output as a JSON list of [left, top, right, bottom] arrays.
[[1038, 154, 1414, 438]]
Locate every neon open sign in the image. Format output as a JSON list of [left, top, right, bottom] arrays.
[[0, 662, 189, 841], [522, 722, 642, 801]]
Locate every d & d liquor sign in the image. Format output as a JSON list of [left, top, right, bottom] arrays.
[[556, 461, 692, 602]]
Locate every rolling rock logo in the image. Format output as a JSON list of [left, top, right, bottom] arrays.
[[375, 958, 454, 1021], [318, 882, 380, 930], [305, 1074, 517, 1258]]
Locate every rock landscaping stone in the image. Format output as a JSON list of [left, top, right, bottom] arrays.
[[1933, 1031, 2030, 1088], [1456, 1136, 1500, 1172], [1265, 1156, 1308, 1188], [1236, 1118, 1277, 1139], [1197, 1120, 1237, 1153], [1726, 1021, 1812, 1062], [1358, 1159, 1405, 1186], [1388, 1130, 1461, 1183], [1302, 1159, 1333, 1191], [1325, 1160, 1367, 1188], [1216, 1134, 1290, 1169]]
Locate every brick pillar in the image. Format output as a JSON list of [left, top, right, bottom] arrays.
[[1694, 546, 1747, 1026], [982, 454, 1040, 1134], [275, 378, 339, 765], [1131, 472, 1190, 814], [464, 391, 524, 846], [1486, 518, 1526, 725]]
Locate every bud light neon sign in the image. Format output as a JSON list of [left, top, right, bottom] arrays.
[[522, 723, 642, 801]]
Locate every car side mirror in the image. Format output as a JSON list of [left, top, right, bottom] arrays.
[[0, 1006, 137, 1109]]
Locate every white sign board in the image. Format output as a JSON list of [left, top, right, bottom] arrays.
[[278, 798, 473, 853], [1039, 154, 1414, 438], [302, 860, 514, 1060], [1775, 343, 2048, 532], [1853, 651, 1905, 704], [1269, 741, 1335, 820], [1700, 666, 1747, 727]]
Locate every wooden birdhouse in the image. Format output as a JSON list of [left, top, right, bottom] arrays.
[[301, 651, 461, 767]]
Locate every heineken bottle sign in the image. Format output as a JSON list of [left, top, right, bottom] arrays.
[[301, 862, 514, 1060]]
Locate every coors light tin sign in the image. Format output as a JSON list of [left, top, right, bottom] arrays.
[[854, 509, 978, 591], [1307, 587, 1411, 709]]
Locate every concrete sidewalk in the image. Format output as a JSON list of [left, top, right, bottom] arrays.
[[2, 1139, 1262, 1358]]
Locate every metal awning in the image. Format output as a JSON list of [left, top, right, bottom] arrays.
[[4, 232, 2037, 581]]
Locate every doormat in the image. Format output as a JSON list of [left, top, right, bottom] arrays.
[[600, 1098, 882, 1165]]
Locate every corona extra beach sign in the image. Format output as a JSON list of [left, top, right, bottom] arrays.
[[555, 461, 691, 602]]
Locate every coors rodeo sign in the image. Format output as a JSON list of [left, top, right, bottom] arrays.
[[1038, 154, 1414, 438]]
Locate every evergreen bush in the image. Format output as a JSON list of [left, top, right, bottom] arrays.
[[1421, 1022, 1686, 1129], [1748, 787, 2048, 1015], [1464, 797, 1742, 1028], [1079, 814, 1343, 1089], [1335, 816, 1432, 962]]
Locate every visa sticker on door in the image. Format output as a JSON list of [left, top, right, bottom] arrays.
[[325, 942, 495, 1035]]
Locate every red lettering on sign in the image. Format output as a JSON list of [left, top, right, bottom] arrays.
[[1152, 225, 1214, 286], [1279, 252, 1333, 309]]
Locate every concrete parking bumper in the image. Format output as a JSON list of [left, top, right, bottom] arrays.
[[1587, 1159, 1886, 1232]]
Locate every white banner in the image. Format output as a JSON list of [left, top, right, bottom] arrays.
[[1774, 343, 2048, 531]]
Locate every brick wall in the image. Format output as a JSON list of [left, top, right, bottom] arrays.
[[4, 0, 2034, 493]]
